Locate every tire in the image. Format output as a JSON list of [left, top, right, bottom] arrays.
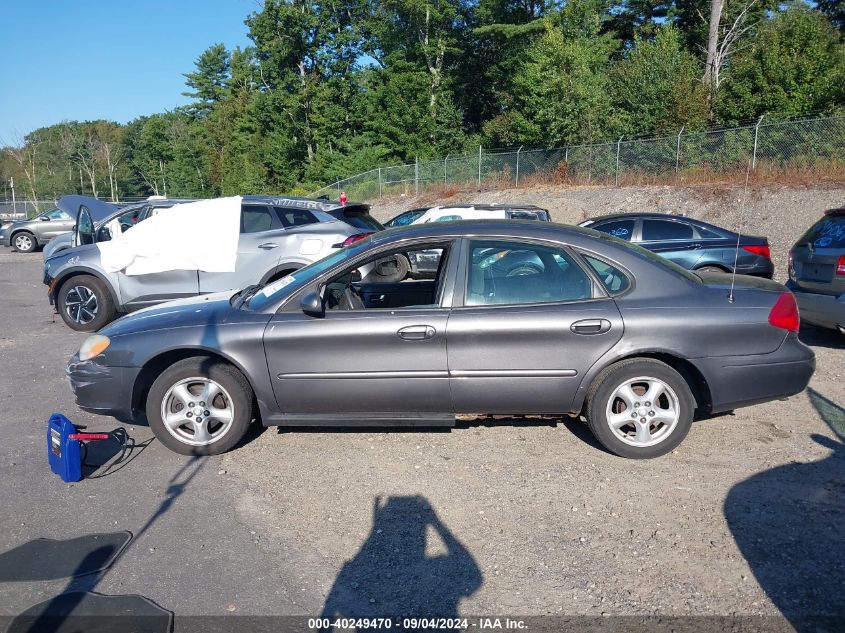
[[57, 275, 116, 332], [696, 265, 728, 274], [505, 264, 542, 277], [586, 358, 694, 459], [12, 232, 36, 253], [146, 358, 254, 456], [371, 254, 410, 283]]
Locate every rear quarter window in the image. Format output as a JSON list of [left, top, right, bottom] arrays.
[[582, 255, 631, 295]]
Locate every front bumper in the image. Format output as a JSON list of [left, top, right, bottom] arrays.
[[691, 333, 815, 414], [66, 353, 140, 421], [0, 231, 10, 247], [786, 281, 845, 331]]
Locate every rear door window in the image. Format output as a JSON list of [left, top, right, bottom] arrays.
[[241, 205, 275, 234], [641, 219, 694, 241], [275, 207, 318, 228], [593, 219, 635, 241], [798, 216, 845, 249], [466, 240, 593, 306]]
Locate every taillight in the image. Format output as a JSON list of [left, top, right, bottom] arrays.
[[837, 255, 845, 276], [742, 244, 770, 259], [334, 232, 372, 248], [768, 292, 800, 332]]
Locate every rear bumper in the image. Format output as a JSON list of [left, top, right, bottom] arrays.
[[736, 258, 774, 279], [786, 281, 845, 331], [691, 334, 815, 414], [66, 354, 139, 421]]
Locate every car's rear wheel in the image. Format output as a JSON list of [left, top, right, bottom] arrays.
[[696, 265, 728, 274], [586, 359, 694, 459], [12, 232, 36, 253], [147, 358, 254, 456], [57, 276, 115, 332]]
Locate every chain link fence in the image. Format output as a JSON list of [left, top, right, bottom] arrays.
[[310, 114, 845, 201]]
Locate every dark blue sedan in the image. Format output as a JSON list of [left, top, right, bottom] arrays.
[[579, 213, 774, 278]]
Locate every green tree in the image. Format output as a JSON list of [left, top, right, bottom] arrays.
[[183, 43, 231, 115], [716, 7, 845, 123], [612, 26, 708, 135], [483, 0, 620, 147]]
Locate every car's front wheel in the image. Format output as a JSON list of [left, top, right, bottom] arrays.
[[586, 359, 694, 459], [13, 232, 36, 253], [57, 276, 116, 332], [147, 358, 254, 455]]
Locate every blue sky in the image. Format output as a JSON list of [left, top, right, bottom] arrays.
[[0, 0, 255, 141]]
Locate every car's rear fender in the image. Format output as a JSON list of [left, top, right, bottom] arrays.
[[570, 285, 792, 415]]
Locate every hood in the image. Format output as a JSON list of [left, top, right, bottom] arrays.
[[43, 243, 100, 270], [100, 291, 241, 338], [57, 195, 118, 225]]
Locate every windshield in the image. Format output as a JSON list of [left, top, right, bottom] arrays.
[[246, 237, 374, 311]]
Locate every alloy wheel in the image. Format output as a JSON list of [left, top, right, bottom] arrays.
[[14, 234, 33, 251], [160, 377, 235, 447], [605, 375, 681, 448], [64, 286, 99, 325]]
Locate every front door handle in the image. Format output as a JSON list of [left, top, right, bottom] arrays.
[[397, 325, 436, 341], [259, 243, 279, 250], [570, 319, 611, 335]]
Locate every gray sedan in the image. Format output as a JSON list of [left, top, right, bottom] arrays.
[[1, 207, 75, 252], [67, 221, 815, 458]]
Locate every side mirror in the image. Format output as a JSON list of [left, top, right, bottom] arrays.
[[300, 291, 324, 318], [39, 216, 50, 221]]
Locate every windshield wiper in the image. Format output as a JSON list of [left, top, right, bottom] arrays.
[[232, 284, 260, 309]]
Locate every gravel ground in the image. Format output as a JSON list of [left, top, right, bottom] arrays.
[[0, 232, 843, 628], [367, 183, 845, 282]]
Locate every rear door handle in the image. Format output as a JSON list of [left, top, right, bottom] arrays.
[[397, 325, 436, 341], [571, 319, 611, 335], [259, 243, 279, 250]]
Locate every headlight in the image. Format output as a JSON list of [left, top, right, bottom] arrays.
[[79, 335, 110, 361]]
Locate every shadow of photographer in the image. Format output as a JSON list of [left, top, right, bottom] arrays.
[[724, 388, 845, 631], [320, 495, 482, 631]]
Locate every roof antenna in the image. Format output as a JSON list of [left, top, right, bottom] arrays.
[[728, 160, 753, 304]]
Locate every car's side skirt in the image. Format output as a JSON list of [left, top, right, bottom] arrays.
[[263, 411, 456, 427]]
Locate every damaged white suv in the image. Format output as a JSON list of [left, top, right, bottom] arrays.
[[44, 195, 377, 331]]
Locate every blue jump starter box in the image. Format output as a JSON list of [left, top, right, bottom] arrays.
[[48, 413, 83, 483]]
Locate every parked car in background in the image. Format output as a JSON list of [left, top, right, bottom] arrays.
[[387, 204, 552, 277], [579, 213, 774, 278], [44, 195, 368, 332], [384, 208, 429, 228], [0, 207, 75, 252], [786, 208, 845, 334], [66, 220, 814, 458]]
